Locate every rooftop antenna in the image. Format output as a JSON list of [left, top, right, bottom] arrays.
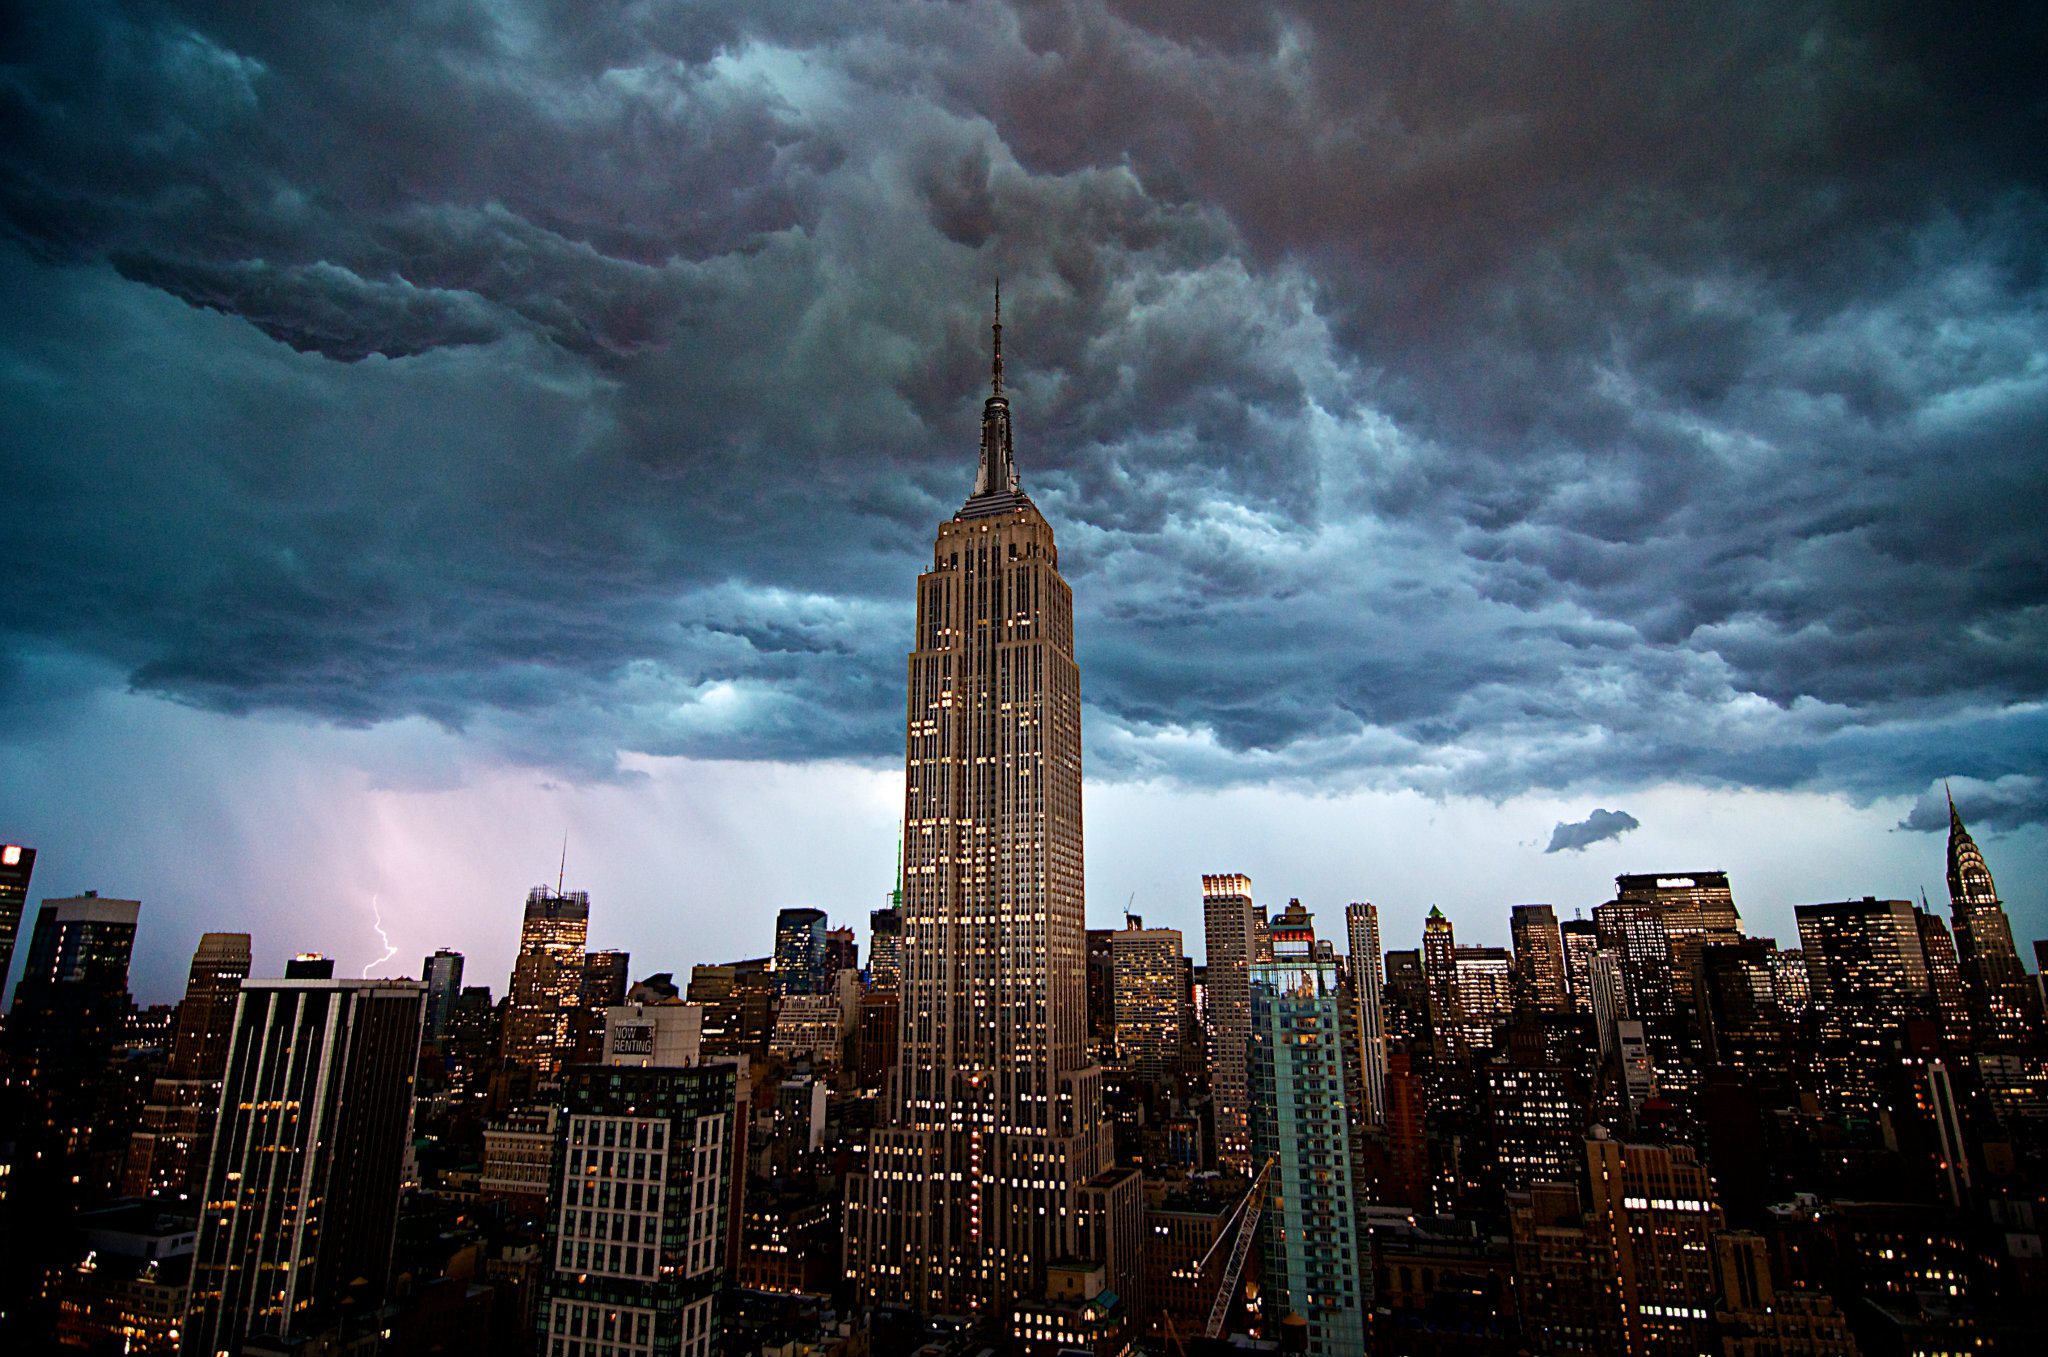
[[558, 834, 568, 895]]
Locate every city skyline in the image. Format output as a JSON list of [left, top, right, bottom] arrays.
[[3, 5, 2045, 1004]]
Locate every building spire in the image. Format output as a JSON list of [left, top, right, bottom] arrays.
[[970, 284, 1019, 501], [991, 278, 1004, 396]]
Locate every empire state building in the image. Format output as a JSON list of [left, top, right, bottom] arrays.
[[846, 301, 1130, 1316]]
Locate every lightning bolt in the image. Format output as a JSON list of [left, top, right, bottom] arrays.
[[363, 890, 398, 978]]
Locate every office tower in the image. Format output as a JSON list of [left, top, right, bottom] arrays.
[[568, 948, 632, 1064], [1202, 873, 1259, 1167], [1381, 948, 1427, 1045], [1344, 902, 1388, 1124], [1560, 918, 1599, 1015], [538, 1004, 735, 1357], [1485, 1061, 1583, 1191], [1422, 906, 1462, 1059], [1509, 1183, 1627, 1356], [1588, 950, 1629, 1057], [0, 842, 33, 999], [1770, 948, 1811, 1021], [825, 925, 859, 981], [847, 305, 1124, 1317], [1584, 1132, 1724, 1357], [6, 894, 141, 1144], [1248, 901, 1367, 1356], [772, 907, 828, 997], [1454, 944, 1514, 1054], [1694, 938, 1790, 1081], [1711, 1231, 1859, 1355], [1510, 904, 1571, 1014], [1085, 926, 1116, 1057], [1110, 919, 1187, 1086], [1914, 909, 1973, 1048], [421, 947, 464, 1040], [123, 932, 252, 1196], [183, 976, 425, 1355], [1946, 790, 2042, 1046], [868, 906, 902, 989], [686, 959, 774, 1059], [503, 885, 590, 1079], [1599, 872, 1743, 1016], [1795, 898, 1933, 1109]]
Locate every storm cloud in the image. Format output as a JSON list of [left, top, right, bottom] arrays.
[[1545, 809, 1642, 855], [4, 2, 2046, 814]]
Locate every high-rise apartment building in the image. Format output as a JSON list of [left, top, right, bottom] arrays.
[[0, 842, 34, 1000], [1946, 792, 2042, 1047], [503, 885, 590, 1080], [1511, 904, 1570, 1014], [1344, 902, 1387, 1125], [1248, 901, 1367, 1356], [772, 907, 828, 997], [1109, 919, 1187, 1086], [421, 947, 465, 1040], [846, 304, 1125, 1316], [123, 932, 251, 1196], [1203, 872, 1259, 1167], [537, 1004, 735, 1357], [182, 976, 425, 1355]]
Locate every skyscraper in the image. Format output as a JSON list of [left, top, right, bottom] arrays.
[[1796, 897, 1933, 1109], [1344, 902, 1388, 1125], [1249, 901, 1368, 1355], [1110, 919, 1187, 1086], [1560, 917, 1599, 1016], [0, 842, 34, 1000], [1946, 790, 2042, 1047], [503, 885, 590, 1079], [6, 894, 141, 1146], [124, 931, 251, 1196], [1510, 904, 1570, 1014], [772, 907, 828, 997], [1203, 872, 1259, 1167], [1422, 906, 1462, 1059], [868, 905, 903, 990], [846, 301, 1122, 1316], [421, 947, 465, 1040], [183, 976, 425, 1354]]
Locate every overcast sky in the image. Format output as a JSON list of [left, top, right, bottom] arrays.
[[4, 2, 2044, 1002]]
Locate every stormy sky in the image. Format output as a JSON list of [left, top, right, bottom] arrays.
[[4, 2, 2045, 1000]]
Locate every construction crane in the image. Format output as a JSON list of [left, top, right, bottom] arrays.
[[1191, 1157, 1276, 1341]]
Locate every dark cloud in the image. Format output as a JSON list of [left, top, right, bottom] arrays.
[[1545, 809, 1642, 855], [1, 2, 2044, 815], [1898, 777, 2048, 835]]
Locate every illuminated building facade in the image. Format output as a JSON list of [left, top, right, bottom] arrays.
[[1795, 897, 1932, 1109], [1109, 920, 1187, 1086], [1584, 1133, 1723, 1357], [538, 1007, 735, 1357], [846, 303, 1123, 1316], [1422, 906, 1462, 1059], [1344, 901, 1388, 1125], [503, 885, 590, 1080], [0, 841, 33, 996], [122, 931, 251, 1197], [182, 977, 425, 1355], [1946, 792, 2042, 1047], [1203, 872, 1258, 1167], [1249, 901, 1367, 1357], [1511, 904, 1571, 1014]]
